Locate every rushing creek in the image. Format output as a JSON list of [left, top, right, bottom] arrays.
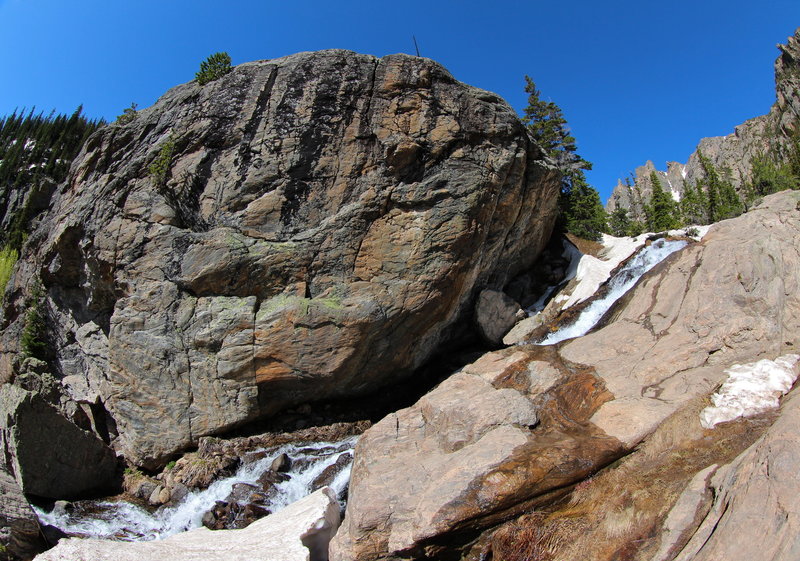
[[536, 238, 688, 345], [35, 436, 357, 541]]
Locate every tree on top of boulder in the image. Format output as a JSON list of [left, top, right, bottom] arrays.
[[521, 76, 606, 241], [196, 52, 232, 85]]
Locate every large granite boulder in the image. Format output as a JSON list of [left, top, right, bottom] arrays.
[[0, 51, 560, 468], [331, 190, 800, 560], [34, 486, 340, 561], [0, 384, 119, 499]]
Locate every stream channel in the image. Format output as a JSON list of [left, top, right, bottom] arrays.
[[35, 436, 357, 541]]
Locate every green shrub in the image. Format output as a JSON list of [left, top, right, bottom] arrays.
[[148, 137, 175, 186], [0, 245, 18, 301], [196, 52, 231, 85], [21, 282, 47, 359], [115, 102, 138, 125]]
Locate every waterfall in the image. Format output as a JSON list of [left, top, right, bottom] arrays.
[[536, 239, 687, 345]]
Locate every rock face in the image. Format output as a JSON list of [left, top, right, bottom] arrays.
[[661, 390, 800, 561], [331, 190, 800, 560], [0, 50, 559, 468], [607, 28, 800, 219], [34, 486, 341, 561], [0, 384, 118, 499], [0, 466, 43, 560]]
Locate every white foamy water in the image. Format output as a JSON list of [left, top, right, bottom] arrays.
[[35, 435, 357, 541], [537, 239, 687, 345]]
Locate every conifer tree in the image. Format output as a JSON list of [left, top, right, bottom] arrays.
[[196, 52, 232, 85], [645, 172, 680, 231], [696, 151, 743, 222], [680, 180, 707, 225], [608, 206, 632, 237], [521, 76, 606, 240], [561, 177, 607, 241]]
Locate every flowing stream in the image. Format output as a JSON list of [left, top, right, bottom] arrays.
[[34, 436, 357, 541], [536, 239, 687, 345]]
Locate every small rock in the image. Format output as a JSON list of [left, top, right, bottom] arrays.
[[148, 485, 165, 506], [475, 289, 521, 346], [258, 470, 290, 495], [311, 453, 352, 490], [227, 483, 258, 503], [169, 483, 189, 505], [270, 453, 292, 473]]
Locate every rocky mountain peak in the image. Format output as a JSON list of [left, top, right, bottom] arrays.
[[607, 27, 800, 220]]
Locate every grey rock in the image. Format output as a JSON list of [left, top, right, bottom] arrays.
[[0, 384, 118, 499], [474, 289, 520, 346], [270, 453, 291, 473], [0, 465, 43, 559], [2, 50, 559, 469]]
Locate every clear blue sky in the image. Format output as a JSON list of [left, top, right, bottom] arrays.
[[1, 0, 798, 202]]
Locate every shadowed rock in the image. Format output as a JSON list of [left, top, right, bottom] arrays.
[[0, 384, 118, 499]]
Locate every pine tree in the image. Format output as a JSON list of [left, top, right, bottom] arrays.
[[196, 52, 232, 85], [521, 76, 605, 240], [680, 181, 707, 225], [697, 150, 743, 223], [561, 176, 608, 241], [645, 172, 680, 231], [608, 206, 632, 237], [747, 151, 796, 198]]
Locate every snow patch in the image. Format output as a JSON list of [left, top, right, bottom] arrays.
[[700, 354, 800, 429], [667, 224, 712, 241]]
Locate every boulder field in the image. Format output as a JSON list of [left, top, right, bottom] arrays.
[[331, 190, 800, 561], [0, 50, 559, 469]]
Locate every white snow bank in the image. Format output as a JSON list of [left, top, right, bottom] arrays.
[[667, 224, 711, 241], [700, 354, 800, 429]]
